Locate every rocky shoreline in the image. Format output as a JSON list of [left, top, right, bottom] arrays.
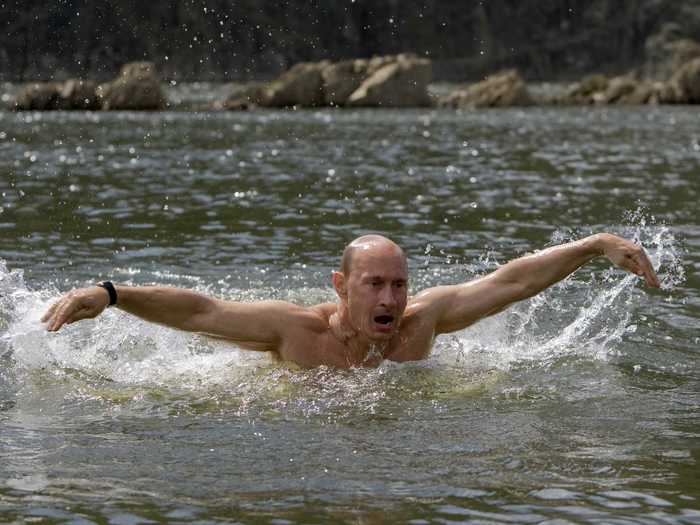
[[6, 39, 700, 111]]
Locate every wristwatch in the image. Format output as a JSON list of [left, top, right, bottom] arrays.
[[96, 281, 118, 306]]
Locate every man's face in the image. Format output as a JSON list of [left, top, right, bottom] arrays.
[[339, 245, 408, 342]]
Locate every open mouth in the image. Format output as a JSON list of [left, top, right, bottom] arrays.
[[374, 315, 394, 325]]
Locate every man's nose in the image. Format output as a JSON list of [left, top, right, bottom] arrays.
[[379, 285, 396, 307]]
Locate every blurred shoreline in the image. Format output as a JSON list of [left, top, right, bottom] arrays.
[[1, 81, 572, 112]]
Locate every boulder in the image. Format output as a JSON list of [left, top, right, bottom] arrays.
[[220, 55, 434, 109], [321, 59, 368, 106], [57, 79, 100, 110], [621, 80, 670, 105], [346, 56, 432, 107], [656, 81, 681, 104], [97, 61, 167, 110], [264, 61, 330, 107], [13, 79, 100, 110], [666, 57, 700, 103], [366, 54, 402, 76], [222, 83, 270, 110], [558, 74, 608, 105], [438, 69, 532, 108], [13, 82, 62, 110], [598, 75, 637, 104]]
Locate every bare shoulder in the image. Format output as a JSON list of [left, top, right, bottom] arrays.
[[405, 280, 489, 334], [305, 302, 337, 331], [407, 285, 459, 315]]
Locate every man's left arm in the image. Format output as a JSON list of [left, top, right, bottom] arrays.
[[412, 233, 660, 335]]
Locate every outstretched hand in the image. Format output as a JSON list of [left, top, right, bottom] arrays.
[[598, 233, 660, 288], [41, 287, 111, 332]]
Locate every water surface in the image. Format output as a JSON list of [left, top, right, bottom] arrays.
[[0, 104, 698, 523]]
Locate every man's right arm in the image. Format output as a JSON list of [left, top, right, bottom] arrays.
[[41, 285, 307, 350]]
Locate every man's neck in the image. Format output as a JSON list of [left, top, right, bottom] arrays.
[[330, 304, 388, 365]]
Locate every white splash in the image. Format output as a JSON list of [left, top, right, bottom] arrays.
[[435, 217, 684, 370], [0, 217, 684, 412]]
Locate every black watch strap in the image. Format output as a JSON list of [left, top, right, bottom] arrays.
[[97, 281, 118, 306]]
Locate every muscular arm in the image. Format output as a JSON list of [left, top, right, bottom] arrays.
[[414, 233, 660, 334], [42, 284, 308, 350]]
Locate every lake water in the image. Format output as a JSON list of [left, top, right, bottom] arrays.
[[0, 101, 698, 523]]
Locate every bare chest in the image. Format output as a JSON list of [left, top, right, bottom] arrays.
[[276, 322, 436, 369]]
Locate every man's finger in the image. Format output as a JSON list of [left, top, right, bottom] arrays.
[[641, 259, 660, 288], [41, 301, 60, 323], [634, 251, 660, 288], [49, 299, 77, 332]]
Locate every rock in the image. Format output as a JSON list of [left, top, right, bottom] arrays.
[[57, 79, 100, 110], [438, 69, 532, 108], [13, 79, 99, 110], [97, 61, 167, 110], [366, 54, 401, 76], [346, 56, 432, 107], [264, 61, 330, 107], [321, 59, 368, 106], [558, 74, 609, 105], [617, 80, 667, 105], [599, 75, 637, 104], [656, 81, 680, 104], [557, 73, 668, 106], [219, 55, 433, 109], [13, 82, 62, 110], [222, 83, 270, 110], [666, 57, 700, 103]]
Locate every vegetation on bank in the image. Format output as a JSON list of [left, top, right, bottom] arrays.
[[2, 0, 700, 82]]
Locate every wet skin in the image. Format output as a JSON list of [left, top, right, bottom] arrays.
[[42, 233, 660, 369]]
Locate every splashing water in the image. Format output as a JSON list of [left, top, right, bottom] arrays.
[[0, 217, 684, 417]]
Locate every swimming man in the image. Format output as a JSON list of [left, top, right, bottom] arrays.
[[42, 233, 660, 368]]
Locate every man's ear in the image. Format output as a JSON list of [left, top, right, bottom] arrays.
[[332, 271, 347, 299]]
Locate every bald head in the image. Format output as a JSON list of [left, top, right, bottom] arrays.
[[340, 234, 407, 276]]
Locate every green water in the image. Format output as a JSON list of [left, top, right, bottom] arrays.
[[0, 105, 698, 523]]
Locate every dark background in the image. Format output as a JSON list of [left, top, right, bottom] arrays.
[[1, 0, 699, 82]]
